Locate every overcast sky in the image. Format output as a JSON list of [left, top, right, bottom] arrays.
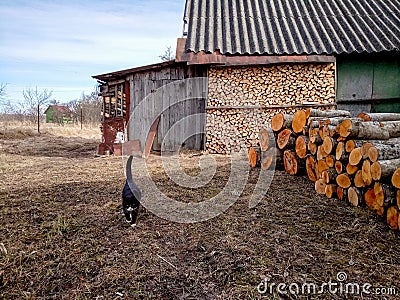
[[0, 0, 185, 103]]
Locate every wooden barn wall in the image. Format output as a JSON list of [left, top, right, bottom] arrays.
[[336, 52, 400, 115], [127, 65, 207, 152]]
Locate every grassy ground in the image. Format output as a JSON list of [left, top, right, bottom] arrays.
[[0, 123, 399, 299]]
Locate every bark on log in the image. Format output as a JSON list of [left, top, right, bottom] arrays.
[[368, 144, 400, 162], [337, 120, 393, 140], [358, 112, 400, 122], [321, 168, 337, 184], [374, 182, 395, 208], [377, 159, 400, 181], [308, 108, 351, 118]]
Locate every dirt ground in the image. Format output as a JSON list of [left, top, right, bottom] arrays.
[[0, 124, 399, 299]]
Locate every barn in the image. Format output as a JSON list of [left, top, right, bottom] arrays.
[[93, 0, 400, 155]]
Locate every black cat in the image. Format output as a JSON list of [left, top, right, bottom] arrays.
[[122, 155, 141, 228]]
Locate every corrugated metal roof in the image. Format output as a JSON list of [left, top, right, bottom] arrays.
[[184, 0, 400, 55]]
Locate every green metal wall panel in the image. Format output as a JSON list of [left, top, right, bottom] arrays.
[[337, 53, 400, 110], [337, 60, 373, 102], [372, 59, 400, 100]]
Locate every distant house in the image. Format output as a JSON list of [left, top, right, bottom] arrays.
[[44, 105, 73, 124], [93, 0, 400, 154]]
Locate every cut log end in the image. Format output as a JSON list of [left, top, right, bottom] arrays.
[[336, 173, 352, 189], [277, 129, 295, 150], [295, 136, 309, 159], [271, 113, 284, 132], [387, 206, 399, 230], [325, 184, 337, 198], [292, 110, 307, 133], [284, 150, 303, 175], [349, 147, 362, 166], [392, 167, 400, 189], [348, 187, 362, 207], [248, 147, 259, 168]]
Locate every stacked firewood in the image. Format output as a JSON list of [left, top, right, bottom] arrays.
[[205, 63, 336, 154], [248, 109, 400, 231]]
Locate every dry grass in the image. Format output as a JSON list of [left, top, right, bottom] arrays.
[[0, 126, 399, 299], [0, 121, 101, 140]]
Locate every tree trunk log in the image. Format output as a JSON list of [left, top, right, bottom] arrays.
[[354, 170, 366, 188], [348, 187, 363, 207], [283, 150, 305, 175], [259, 127, 275, 151], [306, 154, 318, 182], [337, 186, 347, 201], [386, 206, 399, 230], [248, 146, 261, 168], [346, 164, 358, 175], [392, 167, 400, 189], [361, 160, 373, 186], [277, 129, 296, 150], [335, 161, 343, 174], [295, 135, 309, 159], [325, 184, 337, 198], [308, 108, 351, 118], [336, 173, 352, 188], [321, 168, 337, 184], [271, 113, 293, 132], [349, 147, 362, 166], [358, 112, 400, 122], [315, 179, 326, 195], [368, 144, 400, 162], [292, 110, 307, 134], [364, 188, 385, 216]]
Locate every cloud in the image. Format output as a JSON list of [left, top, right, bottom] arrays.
[[0, 0, 185, 101]]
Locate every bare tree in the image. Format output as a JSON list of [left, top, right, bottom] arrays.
[[159, 46, 175, 62], [23, 87, 53, 133], [0, 83, 6, 98]]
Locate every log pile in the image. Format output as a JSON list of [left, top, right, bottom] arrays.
[[249, 109, 400, 231], [206, 63, 336, 153]]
